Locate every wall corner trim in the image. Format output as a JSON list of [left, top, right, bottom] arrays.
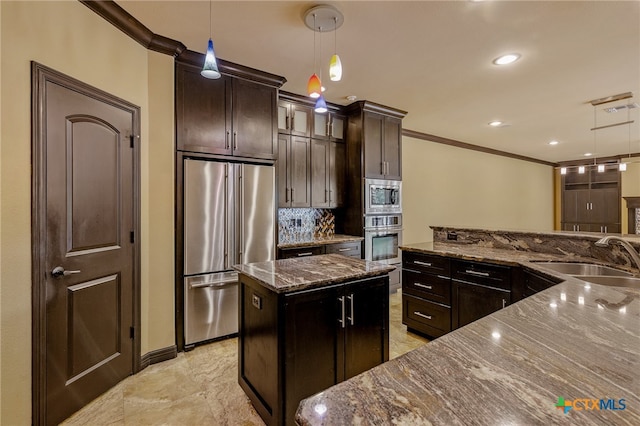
[[402, 128, 558, 167], [79, 0, 186, 57]]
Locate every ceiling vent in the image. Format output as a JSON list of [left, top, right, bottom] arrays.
[[603, 103, 639, 113]]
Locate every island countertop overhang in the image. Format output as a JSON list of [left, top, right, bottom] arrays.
[[233, 253, 395, 294]]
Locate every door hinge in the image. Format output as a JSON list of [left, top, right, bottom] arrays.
[[130, 326, 135, 339], [130, 231, 135, 243]]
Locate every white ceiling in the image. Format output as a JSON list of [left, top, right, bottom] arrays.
[[117, 0, 640, 164]]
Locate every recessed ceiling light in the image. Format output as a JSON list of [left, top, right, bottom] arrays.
[[584, 152, 593, 157], [492, 53, 521, 65], [549, 140, 559, 145], [488, 121, 503, 127]]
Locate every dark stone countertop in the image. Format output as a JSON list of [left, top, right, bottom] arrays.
[[233, 254, 394, 294], [296, 243, 640, 425], [277, 234, 363, 249]]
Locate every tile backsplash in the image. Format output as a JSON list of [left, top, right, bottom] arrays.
[[278, 208, 335, 241], [636, 208, 640, 234]]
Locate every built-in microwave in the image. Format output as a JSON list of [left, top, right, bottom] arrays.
[[365, 179, 401, 214]]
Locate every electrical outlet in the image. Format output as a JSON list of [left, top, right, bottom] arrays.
[[252, 293, 262, 310], [447, 232, 458, 241]]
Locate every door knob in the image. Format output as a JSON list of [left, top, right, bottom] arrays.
[[51, 266, 81, 278]]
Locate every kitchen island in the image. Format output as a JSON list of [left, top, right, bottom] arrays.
[[296, 231, 640, 425], [234, 254, 394, 425]]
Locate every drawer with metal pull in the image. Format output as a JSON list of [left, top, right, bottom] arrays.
[[402, 294, 451, 338], [402, 269, 451, 305], [403, 252, 450, 276], [451, 259, 511, 290], [324, 241, 362, 258]]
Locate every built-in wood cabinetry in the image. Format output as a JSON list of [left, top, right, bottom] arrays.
[[311, 140, 345, 208], [312, 111, 346, 142], [278, 135, 311, 208], [402, 252, 516, 339], [561, 164, 621, 233], [175, 59, 282, 160], [239, 273, 388, 425], [277, 92, 346, 209], [362, 112, 402, 180]]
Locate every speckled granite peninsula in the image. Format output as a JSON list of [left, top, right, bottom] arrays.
[[296, 228, 640, 425], [234, 254, 395, 425]]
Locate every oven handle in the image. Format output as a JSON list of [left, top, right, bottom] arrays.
[[364, 227, 403, 233]]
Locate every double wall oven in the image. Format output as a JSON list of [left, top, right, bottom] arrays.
[[364, 179, 403, 289]]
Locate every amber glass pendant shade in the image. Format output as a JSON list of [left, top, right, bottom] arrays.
[[307, 73, 322, 98]]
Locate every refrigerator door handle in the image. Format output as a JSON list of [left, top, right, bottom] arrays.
[[238, 166, 245, 264]]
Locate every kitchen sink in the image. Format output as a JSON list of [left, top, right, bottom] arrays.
[[535, 262, 633, 277], [577, 275, 640, 289]]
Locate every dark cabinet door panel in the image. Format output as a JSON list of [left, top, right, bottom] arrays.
[[284, 286, 341, 424], [232, 78, 276, 159], [383, 116, 402, 180], [363, 112, 384, 178], [290, 136, 311, 207], [452, 280, 510, 329], [176, 64, 231, 154], [311, 139, 330, 207], [343, 277, 389, 380]]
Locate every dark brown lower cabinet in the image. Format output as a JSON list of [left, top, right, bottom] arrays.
[[239, 273, 389, 425], [452, 279, 511, 329]]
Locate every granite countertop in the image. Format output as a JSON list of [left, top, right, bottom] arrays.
[[233, 254, 394, 294], [277, 234, 363, 249], [296, 243, 640, 425]]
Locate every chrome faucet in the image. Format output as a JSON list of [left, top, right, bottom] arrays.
[[595, 236, 640, 272]]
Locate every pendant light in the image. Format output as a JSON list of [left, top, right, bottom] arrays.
[[314, 22, 328, 113], [303, 5, 344, 98], [329, 17, 342, 81], [201, 0, 221, 79], [307, 14, 322, 98]]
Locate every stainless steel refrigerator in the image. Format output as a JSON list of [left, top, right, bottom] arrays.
[[183, 159, 275, 346]]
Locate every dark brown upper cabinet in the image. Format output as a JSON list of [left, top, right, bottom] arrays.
[[311, 140, 345, 208], [312, 111, 346, 142], [346, 101, 407, 182], [278, 134, 311, 208], [175, 57, 285, 160], [278, 99, 313, 137]]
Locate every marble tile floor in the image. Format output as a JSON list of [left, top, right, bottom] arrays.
[[61, 291, 428, 425]]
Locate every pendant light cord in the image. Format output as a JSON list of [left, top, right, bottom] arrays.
[[209, 0, 212, 38], [313, 14, 317, 74], [334, 17, 337, 54]]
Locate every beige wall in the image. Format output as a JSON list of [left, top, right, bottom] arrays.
[[0, 2, 175, 424], [402, 136, 555, 244]]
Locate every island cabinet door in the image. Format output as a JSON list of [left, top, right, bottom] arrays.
[[284, 284, 342, 425], [342, 276, 390, 380], [451, 279, 511, 329]]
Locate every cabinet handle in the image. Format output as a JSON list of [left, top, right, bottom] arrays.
[[338, 247, 352, 252], [414, 311, 432, 320], [296, 252, 314, 257], [225, 130, 230, 149], [465, 270, 490, 277], [604, 226, 607, 233], [326, 120, 330, 137], [381, 162, 385, 174], [338, 296, 346, 328], [290, 188, 294, 202], [285, 187, 289, 202], [347, 293, 354, 325], [329, 189, 332, 203], [414, 283, 433, 290], [325, 189, 328, 203], [289, 115, 294, 131], [233, 131, 238, 150], [414, 261, 432, 267], [502, 299, 507, 309]]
